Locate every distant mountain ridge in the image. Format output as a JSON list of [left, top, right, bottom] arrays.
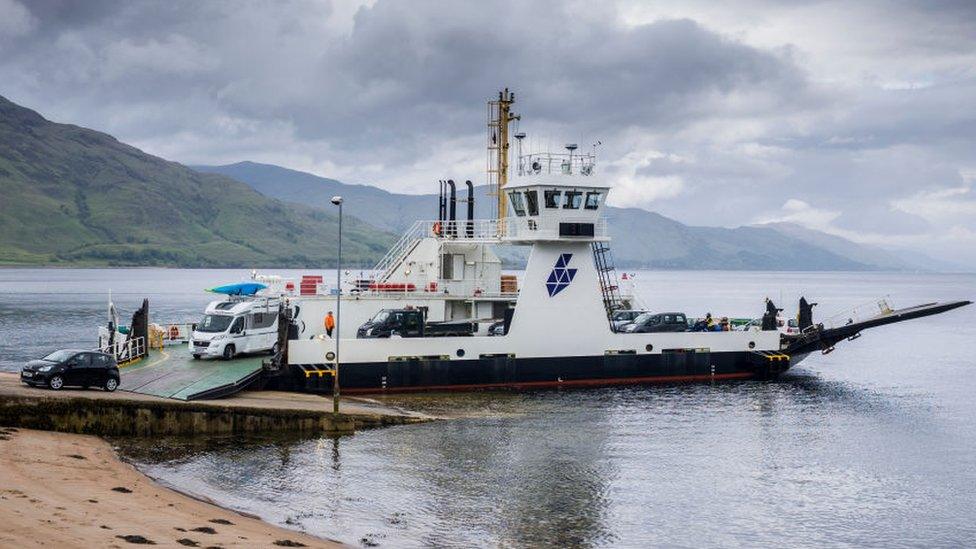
[[0, 90, 932, 271], [0, 95, 393, 267], [195, 161, 922, 271], [756, 221, 919, 269]]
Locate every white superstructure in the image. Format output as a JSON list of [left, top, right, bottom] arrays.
[[288, 231, 517, 339]]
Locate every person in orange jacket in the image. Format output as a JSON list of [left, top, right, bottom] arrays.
[[325, 311, 335, 337]]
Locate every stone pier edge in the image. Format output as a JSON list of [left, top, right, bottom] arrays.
[[0, 394, 433, 436]]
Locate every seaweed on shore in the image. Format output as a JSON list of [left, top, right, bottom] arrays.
[[116, 534, 156, 544]]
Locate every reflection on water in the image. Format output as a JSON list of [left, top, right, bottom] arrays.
[[121, 390, 623, 547], [4, 269, 976, 546], [123, 375, 976, 548]]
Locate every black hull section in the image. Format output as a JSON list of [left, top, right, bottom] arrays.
[[279, 349, 786, 394]]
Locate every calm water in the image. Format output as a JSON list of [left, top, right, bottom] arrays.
[[2, 268, 975, 547]]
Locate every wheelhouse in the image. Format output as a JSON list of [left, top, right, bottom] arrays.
[[503, 178, 610, 244]]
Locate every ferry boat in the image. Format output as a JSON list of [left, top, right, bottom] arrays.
[[94, 89, 969, 400], [270, 90, 970, 394]]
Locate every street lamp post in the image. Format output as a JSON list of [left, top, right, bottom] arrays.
[[331, 196, 343, 415]]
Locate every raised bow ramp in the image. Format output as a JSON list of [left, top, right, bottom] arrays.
[[118, 346, 264, 401], [785, 300, 972, 357]]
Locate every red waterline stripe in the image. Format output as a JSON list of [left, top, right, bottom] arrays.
[[341, 372, 757, 394]]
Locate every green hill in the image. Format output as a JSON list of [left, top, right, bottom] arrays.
[[0, 95, 394, 267]]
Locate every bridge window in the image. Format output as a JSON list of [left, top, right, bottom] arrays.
[[510, 192, 526, 216], [525, 190, 539, 216], [544, 190, 562, 208], [584, 192, 602, 210], [563, 191, 583, 209]]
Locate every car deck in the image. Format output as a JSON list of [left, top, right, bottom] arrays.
[[119, 346, 264, 400]]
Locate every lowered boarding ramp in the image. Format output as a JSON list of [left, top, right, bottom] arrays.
[[119, 346, 264, 401]]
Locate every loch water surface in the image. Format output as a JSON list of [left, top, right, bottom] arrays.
[[2, 268, 974, 547]]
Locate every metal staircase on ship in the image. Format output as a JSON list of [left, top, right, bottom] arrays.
[[372, 221, 427, 283], [592, 241, 625, 328], [371, 218, 500, 283]]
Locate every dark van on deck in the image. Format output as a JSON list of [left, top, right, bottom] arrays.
[[21, 350, 120, 391]]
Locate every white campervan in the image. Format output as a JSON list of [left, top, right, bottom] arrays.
[[189, 298, 280, 360]]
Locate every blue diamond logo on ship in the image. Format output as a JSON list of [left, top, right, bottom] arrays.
[[546, 253, 577, 297]]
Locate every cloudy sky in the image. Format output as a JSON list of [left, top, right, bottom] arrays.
[[2, 0, 975, 265]]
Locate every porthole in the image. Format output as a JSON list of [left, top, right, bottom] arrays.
[[326, 351, 336, 361], [645, 344, 653, 352], [748, 341, 756, 349], [456, 349, 466, 357]]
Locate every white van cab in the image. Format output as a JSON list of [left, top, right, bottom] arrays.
[[190, 298, 280, 360]]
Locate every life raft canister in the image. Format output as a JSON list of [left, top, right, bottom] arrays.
[[168, 325, 180, 340]]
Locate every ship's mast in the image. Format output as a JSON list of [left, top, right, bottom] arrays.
[[487, 88, 519, 225]]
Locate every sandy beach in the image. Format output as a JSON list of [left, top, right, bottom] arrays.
[[0, 427, 341, 548]]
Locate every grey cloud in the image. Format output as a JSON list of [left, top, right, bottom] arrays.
[[833, 206, 931, 236], [4, 0, 813, 152], [764, 80, 976, 154], [635, 151, 779, 182], [313, 6, 813, 143]]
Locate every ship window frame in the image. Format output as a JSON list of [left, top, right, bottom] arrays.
[[525, 190, 540, 216], [544, 190, 562, 209], [509, 191, 527, 217], [563, 191, 583, 209], [584, 191, 602, 210], [441, 254, 452, 279]]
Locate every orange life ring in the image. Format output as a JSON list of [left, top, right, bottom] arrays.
[[432, 222, 442, 236], [168, 325, 180, 340]]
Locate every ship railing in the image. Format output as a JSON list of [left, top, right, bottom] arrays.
[[148, 322, 196, 348], [437, 279, 514, 298], [99, 335, 147, 367], [820, 296, 894, 330], [251, 273, 297, 295], [387, 218, 607, 244], [517, 151, 596, 176], [345, 280, 518, 299], [427, 218, 503, 242]]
